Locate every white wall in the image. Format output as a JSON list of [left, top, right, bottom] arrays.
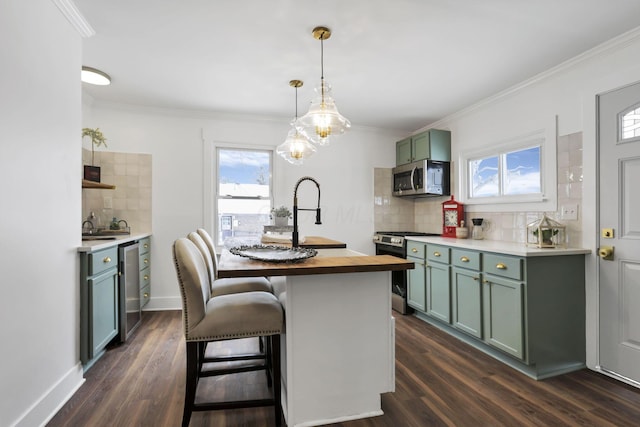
[[82, 102, 402, 310], [0, 1, 84, 425], [426, 27, 640, 370]]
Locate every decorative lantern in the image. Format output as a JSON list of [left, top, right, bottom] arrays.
[[526, 214, 566, 248], [442, 195, 464, 238]]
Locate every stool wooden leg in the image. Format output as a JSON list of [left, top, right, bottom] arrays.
[[265, 336, 273, 387], [272, 334, 282, 427], [183, 341, 199, 427]]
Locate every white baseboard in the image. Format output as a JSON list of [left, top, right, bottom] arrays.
[[11, 363, 84, 427]]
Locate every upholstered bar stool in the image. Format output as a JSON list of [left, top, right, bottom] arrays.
[[192, 229, 272, 296], [173, 238, 283, 426]]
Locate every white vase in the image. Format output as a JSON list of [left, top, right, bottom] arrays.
[[274, 216, 288, 226]]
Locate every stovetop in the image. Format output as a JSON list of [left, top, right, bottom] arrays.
[[373, 231, 440, 248]]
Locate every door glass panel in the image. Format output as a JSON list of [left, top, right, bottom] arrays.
[[620, 105, 640, 141]]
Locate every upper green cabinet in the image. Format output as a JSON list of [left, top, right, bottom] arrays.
[[395, 129, 451, 165]]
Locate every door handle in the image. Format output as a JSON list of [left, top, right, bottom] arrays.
[[599, 246, 614, 260]]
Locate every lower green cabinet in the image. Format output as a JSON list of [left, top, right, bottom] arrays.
[[483, 274, 524, 359], [405, 238, 586, 379], [80, 246, 119, 370], [407, 255, 426, 311]]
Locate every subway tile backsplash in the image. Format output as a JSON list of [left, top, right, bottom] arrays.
[[82, 149, 152, 233], [374, 132, 583, 247]]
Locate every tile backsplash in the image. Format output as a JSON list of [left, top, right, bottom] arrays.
[[82, 149, 152, 233], [374, 132, 583, 247]]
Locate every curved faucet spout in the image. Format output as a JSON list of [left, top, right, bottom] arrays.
[[292, 176, 321, 247]]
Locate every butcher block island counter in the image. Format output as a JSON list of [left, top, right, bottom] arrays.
[[218, 248, 413, 427]]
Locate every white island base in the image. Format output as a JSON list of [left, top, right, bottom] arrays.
[[276, 270, 394, 427]]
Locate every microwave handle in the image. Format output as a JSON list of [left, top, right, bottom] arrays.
[[410, 166, 417, 191]]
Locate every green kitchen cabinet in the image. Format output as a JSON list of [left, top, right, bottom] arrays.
[[80, 246, 119, 370], [425, 244, 451, 323], [139, 237, 151, 308], [406, 241, 426, 311], [395, 129, 451, 165], [405, 238, 587, 380], [451, 248, 482, 338]]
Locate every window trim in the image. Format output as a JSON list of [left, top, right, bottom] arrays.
[[459, 125, 557, 212]]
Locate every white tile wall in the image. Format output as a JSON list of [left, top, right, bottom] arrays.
[[82, 149, 152, 233], [373, 132, 584, 246]]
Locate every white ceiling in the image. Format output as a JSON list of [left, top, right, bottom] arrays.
[[76, 0, 640, 133]]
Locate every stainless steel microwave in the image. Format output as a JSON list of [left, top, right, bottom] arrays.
[[392, 159, 450, 197]]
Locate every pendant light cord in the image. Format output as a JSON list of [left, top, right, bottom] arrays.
[[320, 33, 326, 103]]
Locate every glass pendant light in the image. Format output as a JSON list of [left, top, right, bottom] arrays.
[[296, 26, 350, 146], [277, 80, 317, 165]]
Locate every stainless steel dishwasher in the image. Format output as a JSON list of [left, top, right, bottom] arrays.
[[118, 241, 140, 342]]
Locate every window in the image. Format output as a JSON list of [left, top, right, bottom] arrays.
[[215, 148, 272, 246], [469, 145, 541, 200]]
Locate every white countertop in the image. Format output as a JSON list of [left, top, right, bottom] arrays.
[[405, 236, 591, 257], [77, 232, 152, 252]]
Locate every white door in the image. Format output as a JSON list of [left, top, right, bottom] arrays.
[[598, 80, 640, 385]]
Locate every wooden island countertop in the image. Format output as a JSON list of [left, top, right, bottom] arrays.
[[217, 248, 413, 278]]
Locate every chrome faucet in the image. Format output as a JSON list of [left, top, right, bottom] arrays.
[[292, 176, 321, 247]]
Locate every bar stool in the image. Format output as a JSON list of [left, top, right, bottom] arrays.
[[192, 229, 272, 296], [173, 238, 283, 426]]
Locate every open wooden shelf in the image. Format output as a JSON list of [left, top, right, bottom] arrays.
[[82, 179, 116, 189]]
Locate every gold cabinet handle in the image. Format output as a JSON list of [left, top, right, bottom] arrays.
[[103, 256, 111, 263], [473, 276, 479, 281], [460, 256, 469, 262], [496, 263, 507, 270], [144, 243, 149, 249], [411, 248, 418, 253], [433, 251, 441, 257], [483, 279, 489, 284], [143, 292, 149, 298], [144, 274, 149, 280], [143, 258, 149, 264]]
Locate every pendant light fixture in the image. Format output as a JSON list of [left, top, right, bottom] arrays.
[[296, 26, 350, 146], [277, 80, 317, 165]]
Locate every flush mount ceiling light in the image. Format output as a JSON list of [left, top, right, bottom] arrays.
[[277, 80, 317, 165], [81, 66, 111, 85], [296, 26, 351, 146]]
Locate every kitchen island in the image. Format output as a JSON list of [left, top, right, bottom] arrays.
[[218, 248, 413, 427]]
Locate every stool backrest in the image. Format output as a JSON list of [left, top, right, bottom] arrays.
[[187, 232, 214, 293], [197, 228, 219, 278], [173, 238, 211, 337]]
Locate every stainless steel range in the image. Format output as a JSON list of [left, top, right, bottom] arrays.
[[373, 231, 439, 314]]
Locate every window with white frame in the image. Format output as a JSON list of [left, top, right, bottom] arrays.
[[460, 125, 556, 210], [215, 147, 272, 246], [620, 104, 640, 141]]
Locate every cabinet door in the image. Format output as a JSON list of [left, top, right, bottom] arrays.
[[396, 137, 412, 165], [428, 129, 451, 161], [426, 261, 450, 322], [89, 268, 119, 357], [482, 274, 525, 359], [411, 132, 430, 161], [452, 267, 482, 338], [407, 256, 426, 311]]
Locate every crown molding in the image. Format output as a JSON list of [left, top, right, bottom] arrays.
[[51, 0, 95, 38], [422, 25, 640, 132]]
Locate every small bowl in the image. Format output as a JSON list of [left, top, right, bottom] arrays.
[[456, 227, 468, 239]]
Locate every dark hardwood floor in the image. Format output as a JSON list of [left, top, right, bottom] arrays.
[[48, 310, 640, 427]]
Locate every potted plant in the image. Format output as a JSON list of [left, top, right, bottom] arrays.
[[82, 128, 107, 182], [271, 206, 292, 226], [533, 228, 559, 246]]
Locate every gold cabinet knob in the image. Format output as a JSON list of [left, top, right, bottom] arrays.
[[144, 243, 149, 249], [433, 251, 441, 257], [460, 256, 469, 262], [411, 248, 418, 253], [143, 258, 149, 264], [496, 263, 507, 270], [103, 257, 111, 263], [144, 274, 149, 280], [473, 276, 479, 281], [143, 292, 149, 298]]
